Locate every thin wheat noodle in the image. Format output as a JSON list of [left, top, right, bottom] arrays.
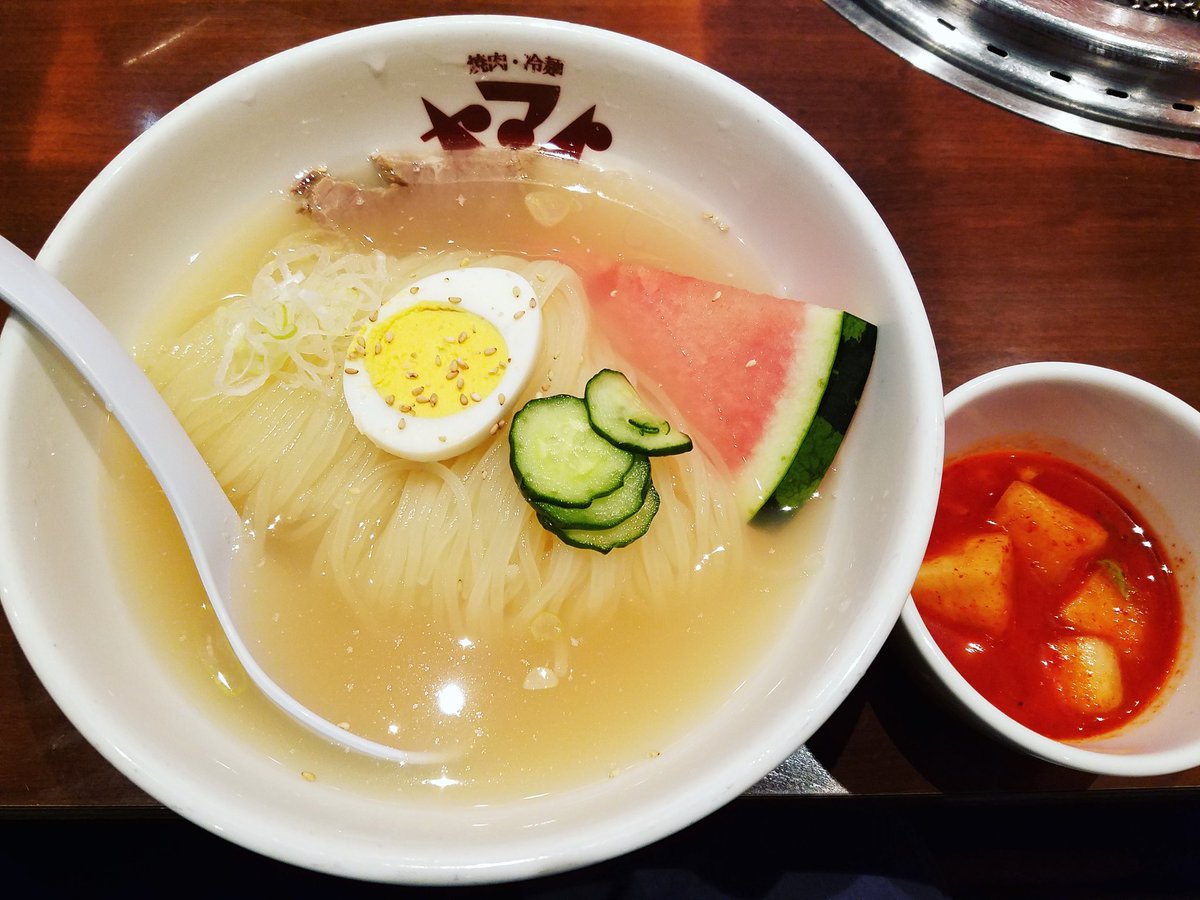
[[144, 230, 742, 645]]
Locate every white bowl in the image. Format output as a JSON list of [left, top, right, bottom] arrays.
[[901, 362, 1200, 777], [0, 17, 942, 883]]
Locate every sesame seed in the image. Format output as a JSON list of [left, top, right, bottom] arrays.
[[412, 385, 425, 396], [470, 392, 482, 402], [489, 422, 499, 436], [430, 393, 439, 406], [344, 367, 359, 375], [483, 347, 497, 356], [449, 296, 462, 304], [457, 359, 469, 370], [512, 285, 521, 298], [356, 335, 367, 348], [384, 330, 394, 342], [529, 297, 537, 309], [459, 394, 468, 406], [711, 291, 722, 302], [409, 286, 419, 294], [745, 359, 757, 368], [399, 404, 413, 413], [397, 418, 407, 430], [438, 435, 447, 442], [374, 342, 382, 354], [457, 331, 468, 343], [434, 354, 442, 366], [513, 310, 525, 320], [406, 371, 419, 379], [417, 395, 430, 404], [369, 310, 379, 322], [498, 393, 506, 406], [301, 771, 317, 782], [456, 376, 465, 389], [385, 394, 395, 405], [445, 370, 458, 380]]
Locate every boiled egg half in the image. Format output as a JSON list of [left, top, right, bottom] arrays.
[[343, 267, 542, 461]]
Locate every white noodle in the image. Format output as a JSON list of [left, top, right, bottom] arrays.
[[145, 231, 744, 643]]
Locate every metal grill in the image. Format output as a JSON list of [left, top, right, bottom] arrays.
[[824, 0, 1200, 158], [1128, 1, 1198, 20]]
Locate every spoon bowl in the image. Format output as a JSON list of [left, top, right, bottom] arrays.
[[0, 234, 441, 765]]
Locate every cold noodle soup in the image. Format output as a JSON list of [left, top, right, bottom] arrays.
[[103, 151, 839, 801]]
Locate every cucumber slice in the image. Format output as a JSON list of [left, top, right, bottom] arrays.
[[509, 394, 634, 507], [535, 456, 651, 530], [584, 369, 693, 456], [544, 485, 661, 554]]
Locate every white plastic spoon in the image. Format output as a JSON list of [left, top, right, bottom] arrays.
[[0, 235, 443, 765]]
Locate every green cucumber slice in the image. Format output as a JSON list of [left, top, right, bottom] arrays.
[[535, 455, 651, 530], [509, 394, 634, 507], [584, 369, 693, 456], [544, 484, 661, 554]]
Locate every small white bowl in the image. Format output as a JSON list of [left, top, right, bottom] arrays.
[[901, 362, 1200, 776], [0, 17, 942, 884]]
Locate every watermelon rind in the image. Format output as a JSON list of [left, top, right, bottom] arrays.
[[734, 306, 843, 519], [587, 262, 876, 522], [764, 313, 878, 514]]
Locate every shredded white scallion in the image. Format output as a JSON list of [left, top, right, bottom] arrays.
[[213, 237, 402, 396]]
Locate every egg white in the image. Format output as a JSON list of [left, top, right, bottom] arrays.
[[343, 267, 542, 461]]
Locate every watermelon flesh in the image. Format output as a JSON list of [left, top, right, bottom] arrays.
[[588, 264, 876, 520]]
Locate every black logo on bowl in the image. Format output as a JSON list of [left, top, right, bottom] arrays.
[[420, 54, 612, 159]]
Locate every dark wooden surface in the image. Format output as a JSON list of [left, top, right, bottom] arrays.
[[2, 0, 1199, 891]]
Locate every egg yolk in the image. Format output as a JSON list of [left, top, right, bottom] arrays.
[[359, 304, 508, 419]]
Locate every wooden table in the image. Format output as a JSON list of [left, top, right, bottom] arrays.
[[2, 0, 1198, 891]]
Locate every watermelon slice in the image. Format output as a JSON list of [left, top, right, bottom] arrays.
[[588, 264, 876, 520]]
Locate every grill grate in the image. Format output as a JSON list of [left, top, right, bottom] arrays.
[[1127, 1, 1199, 20], [824, 0, 1200, 158]]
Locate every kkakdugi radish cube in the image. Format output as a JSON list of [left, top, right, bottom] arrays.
[[912, 532, 1015, 634], [992, 481, 1107, 587], [1060, 565, 1147, 655], [1049, 635, 1124, 714]]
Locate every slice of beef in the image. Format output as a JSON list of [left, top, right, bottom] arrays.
[[292, 149, 543, 232], [291, 169, 403, 232], [370, 148, 529, 186]]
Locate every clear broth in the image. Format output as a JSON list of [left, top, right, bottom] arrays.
[[104, 157, 824, 802]]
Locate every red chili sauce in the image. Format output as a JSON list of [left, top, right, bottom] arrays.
[[914, 450, 1181, 740]]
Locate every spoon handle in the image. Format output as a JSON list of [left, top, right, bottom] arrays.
[[0, 236, 242, 581], [0, 236, 446, 765]]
